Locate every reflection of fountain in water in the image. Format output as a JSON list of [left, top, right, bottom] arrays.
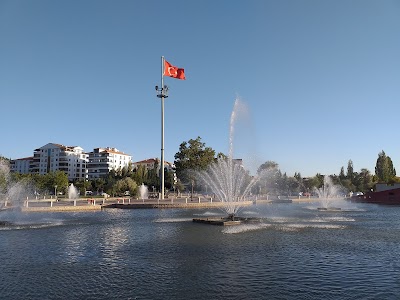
[[68, 184, 79, 199], [139, 184, 148, 199], [314, 176, 344, 209], [197, 98, 264, 219]]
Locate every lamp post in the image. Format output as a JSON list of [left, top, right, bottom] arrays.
[[155, 82, 169, 200], [54, 185, 57, 200]]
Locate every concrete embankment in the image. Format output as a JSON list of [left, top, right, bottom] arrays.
[[103, 200, 254, 209], [21, 205, 102, 212], [7, 199, 255, 212]]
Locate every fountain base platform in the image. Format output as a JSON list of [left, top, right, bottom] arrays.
[[317, 207, 342, 211], [193, 216, 262, 226]]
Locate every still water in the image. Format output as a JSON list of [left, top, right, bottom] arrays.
[[1, 202, 400, 300]]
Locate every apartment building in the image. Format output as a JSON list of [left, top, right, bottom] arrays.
[[29, 143, 88, 180], [87, 147, 132, 179], [10, 157, 32, 174]]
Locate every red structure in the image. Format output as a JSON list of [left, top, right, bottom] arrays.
[[351, 188, 400, 205]]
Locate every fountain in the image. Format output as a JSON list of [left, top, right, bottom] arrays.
[[68, 183, 79, 199], [139, 183, 148, 200], [0, 160, 30, 210], [315, 176, 344, 211], [193, 98, 265, 225], [1, 160, 32, 226]]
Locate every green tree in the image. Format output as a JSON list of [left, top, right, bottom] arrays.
[[114, 177, 138, 196], [293, 172, 303, 192], [256, 161, 281, 195], [313, 173, 325, 188], [257, 161, 279, 174], [216, 152, 228, 160], [339, 166, 346, 181], [347, 160, 354, 182], [0, 159, 10, 194], [174, 136, 216, 186], [132, 164, 148, 185], [105, 173, 118, 196], [73, 178, 92, 196], [164, 169, 175, 191], [354, 168, 374, 193], [147, 160, 160, 191], [91, 178, 106, 195], [0, 156, 10, 163], [174, 180, 185, 194], [375, 151, 396, 183], [53, 171, 69, 194], [121, 163, 133, 178]]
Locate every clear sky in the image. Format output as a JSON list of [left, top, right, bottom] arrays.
[[1, 0, 400, 177]]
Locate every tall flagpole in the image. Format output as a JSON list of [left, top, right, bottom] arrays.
[[160, 56, 165, 200], [156, 57, 183, 200], [156, 56, 168, 200]]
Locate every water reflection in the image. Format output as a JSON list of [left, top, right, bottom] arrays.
[[0, 204, 400, 299]]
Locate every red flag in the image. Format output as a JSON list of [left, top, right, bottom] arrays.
[[164, 60, 185, 80]]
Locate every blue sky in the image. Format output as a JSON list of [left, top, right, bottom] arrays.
[[1, 0, 400, 177]]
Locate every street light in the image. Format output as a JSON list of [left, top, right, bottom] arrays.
[[155, 84, 169, 200], [54, 185, 58, 199]]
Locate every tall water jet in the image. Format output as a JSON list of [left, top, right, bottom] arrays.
[[196, 98, 265, 223], [0, 160, 30, 210], [68, 183, 79, 199], [314, 176, 344, 210], [139, 184, 148, 200]]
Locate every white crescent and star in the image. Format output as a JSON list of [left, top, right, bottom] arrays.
[[167, 67, 178, 76]]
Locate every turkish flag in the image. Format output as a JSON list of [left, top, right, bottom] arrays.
[[164, 60, 186, 80]]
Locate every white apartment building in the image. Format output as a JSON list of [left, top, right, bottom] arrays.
[[10, 157, 32, 174], [29, 143, 88, 180], [87, 147, 132, 179]]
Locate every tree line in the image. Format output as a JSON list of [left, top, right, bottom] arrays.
[[172, 138, 398, 196], [0, 157, 176, 198], [1, 141, 398, 198]]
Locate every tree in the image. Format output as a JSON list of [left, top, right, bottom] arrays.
[[347, 160, 354, 182], [256, 161, 281, 195], [257, 161, 279, 174], [164, 169, 175, 191], [174, 136, 216, 185], [375, 151, 396, 183], [114, 177, 138, 196], [53, 171, 69, 194], [131, 164, 148, 185], [339, 167, 346, 181], [0, 159, 10, 194], [313, 173, 325, 188], [147, 160, 160, 191], [216, 152, 228, 160], [73, 178, 92, 196], [354, 168, 374, 193], [92, 178, 106, 195], [0, 156, 10, 163]]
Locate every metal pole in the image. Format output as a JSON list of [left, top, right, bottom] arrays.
[[160, 56, 165, 200]]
